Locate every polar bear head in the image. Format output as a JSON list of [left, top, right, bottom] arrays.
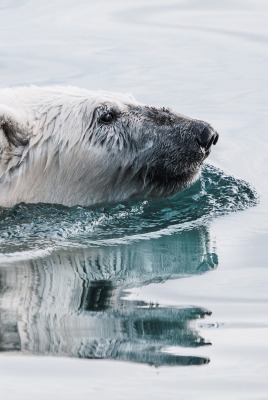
[[0, 86, 218, 207]]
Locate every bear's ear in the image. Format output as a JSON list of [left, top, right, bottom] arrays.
[[0, 106, 30, 166], [0, 118, 29, 147]]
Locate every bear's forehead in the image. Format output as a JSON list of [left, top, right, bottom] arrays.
[[91, 90, 137, 103], [0, 86, 141, 112], [41, 86, 140, 107], [46, 88, 142, 113], [90, 93, 141, 112]]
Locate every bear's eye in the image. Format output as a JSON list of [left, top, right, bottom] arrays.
[[99, 112, 116, 124]]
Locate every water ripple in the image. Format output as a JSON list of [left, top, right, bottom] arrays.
[[0, 164, 258, 257]]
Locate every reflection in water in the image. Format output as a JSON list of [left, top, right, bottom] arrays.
[[0, 226, 216, 366], [0, 165, 257, 366]]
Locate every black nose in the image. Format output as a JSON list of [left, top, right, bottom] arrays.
[[195, 125, 219, 150]]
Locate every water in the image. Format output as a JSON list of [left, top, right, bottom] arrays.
[[0, 1, 268, 399]]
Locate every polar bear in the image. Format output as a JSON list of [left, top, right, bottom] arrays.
[[0, 86, 218, 207]]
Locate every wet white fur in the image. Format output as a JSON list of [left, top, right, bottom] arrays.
[[0, 86, 142, 207]]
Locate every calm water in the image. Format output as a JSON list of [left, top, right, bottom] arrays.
[[0, 1, 268, 399]]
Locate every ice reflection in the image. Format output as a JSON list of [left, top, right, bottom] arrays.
[[0, 226, 217, 366]]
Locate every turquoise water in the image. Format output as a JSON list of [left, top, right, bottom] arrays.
[[0, 165, 257, 256], [0, 1, 268, 399]]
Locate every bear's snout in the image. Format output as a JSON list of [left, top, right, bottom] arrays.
[[194, 122, 219, 151]]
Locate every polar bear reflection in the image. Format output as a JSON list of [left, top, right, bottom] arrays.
[[0, 226, 217, 366]]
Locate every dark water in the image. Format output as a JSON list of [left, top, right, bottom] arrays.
[[0, 1, 268, 399]]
